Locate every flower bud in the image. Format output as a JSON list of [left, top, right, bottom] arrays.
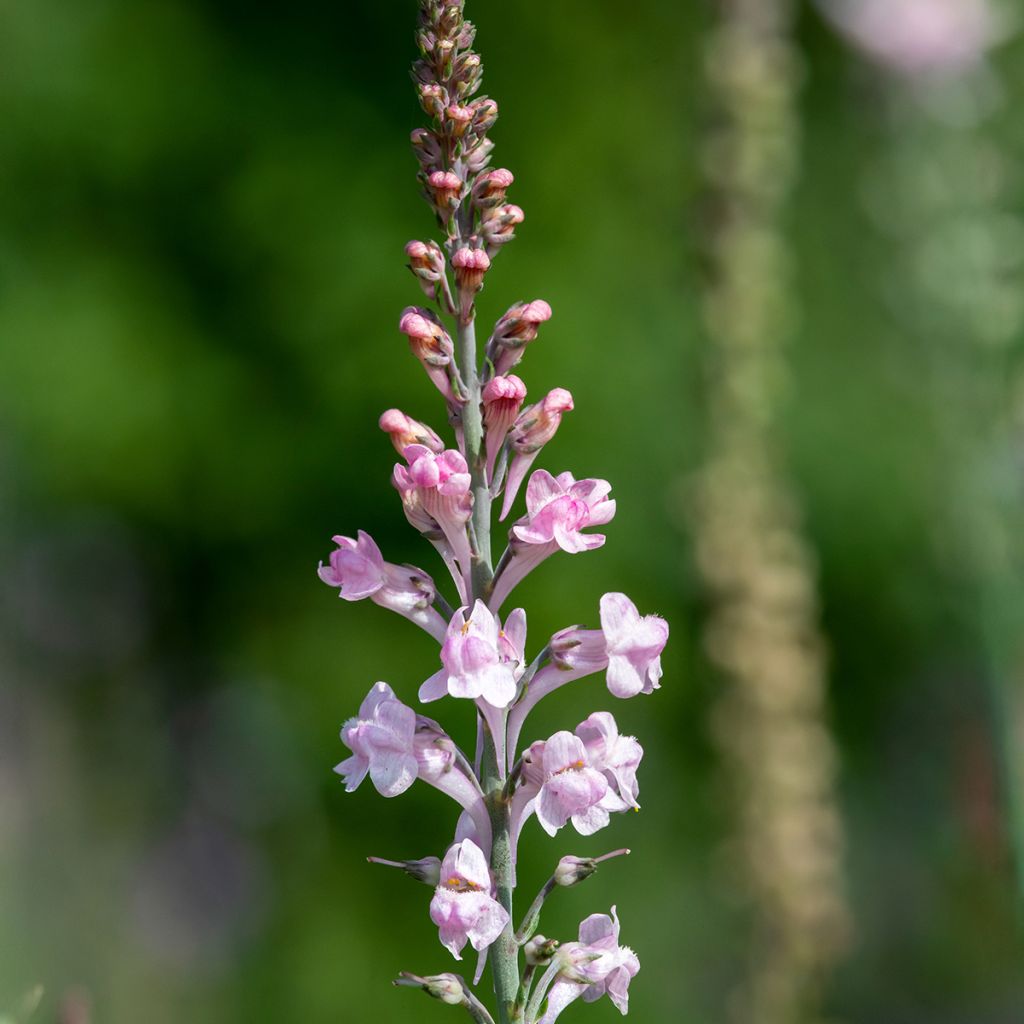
[[488, 299, 552, 377], [452, 49, 481, 95], [509, 388, 573, 454], [482, 374, 527, 481], [399, 306, 459, 402], [426, 975, 464, 1005], [555, 849, 631, 887], [394, 972, 465, 1006], [410, 128, 442, 172], [465, 137, 495, 175], [426, 170, 464, 213], [418, 82, 448, 119], [472, 168, 514, 209], [368, 855, 442, 886], [524, 934, 561, 966], [405, 239, 447, 300], [379, 408, 445, 455], [452, 246, 490, 292], [482, 204, 524, 249], [471, 97, 499, 134], [446, 104, 474, 138], [554, 856, 598, 887]]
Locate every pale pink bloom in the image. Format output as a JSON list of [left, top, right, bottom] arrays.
[[820, 0, 1000, 76], [398, 306, 461, 403], [430, 839, 510, 960], [378, 408, 445, 456], [499, 389, 575, 520], [600, 592, 668, 698], [318, 530, 448, 641], [537, 908, 640, 1024], [505, 595, 666, 767], [487, 299, 552, 377], [489, 471, 616, 611], [335, 682, 418, 797], [576, 712, 643, 811], [534, 731, 617, 837], [393, 445, 473, 588], [420, 600, 519, 708], [482, 374, 527, 482]]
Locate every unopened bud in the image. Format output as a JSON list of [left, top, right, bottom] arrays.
[[482, 374, 527, 480], [472, 168, 514, 209], [465, 137, 495, 175], [368, 855, 442, 886], [426, 170, 464, 213], [418, 82, 448, 119], [410, 128, 442, 172], [524, 934, 561, 966], [509, 388, 573, 454], [394, 971, 464, 1006], [379, 408, 445, 455], [471, 97, 499, 134], [446, 104, 474, 138], [482, 204, 524, 247], [488, 299, 552, 376], [452, 49, 481, 94], [452, 246, 490, 292], [555, 849, 631, 888]]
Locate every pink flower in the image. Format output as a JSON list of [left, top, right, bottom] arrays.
[[398, 306, 461, 403], [317, 531, 447, 641], [576, 712, 643, 811], [429, 839, 510, 960], [505, 594, 667, 768], [393, 445, 473, 588], [487, 299, 552, 377], [426, 169, 463, 211], [404, 240, 447, 301], [482, 374, 527, 482], [378, 408, 445, 456], [419, 600, 519, 708], [499, 389, 575, 520], [489, 471, 615, 611], [452, 246, 491, 290], [534, 731, 617, 837], [512, 470, 615, 550], [335, 683, 418, 797], [600, 592, 668, 698], [537, 908, 640, 1023]]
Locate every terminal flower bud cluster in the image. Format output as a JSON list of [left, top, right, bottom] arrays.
[[317, 3, 668, 1022]]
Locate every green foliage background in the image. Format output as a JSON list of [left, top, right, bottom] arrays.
[[1, 1, 1022, 1022]]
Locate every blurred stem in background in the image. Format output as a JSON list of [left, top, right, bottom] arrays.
[[692, 1, 852, 1021], [829, 0, 1024, 901]]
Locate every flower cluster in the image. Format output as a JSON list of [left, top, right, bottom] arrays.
[[319, 3, 667, 1022]]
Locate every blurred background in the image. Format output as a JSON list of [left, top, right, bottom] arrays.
[[2, 0, 1024, 1021]]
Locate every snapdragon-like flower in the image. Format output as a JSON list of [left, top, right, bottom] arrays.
[[535, 908, 640, 1024], [318, 531, 447, 641], [489, 470, 616, 611], [576, 712, 643, 812], [429, 839, 510, 960], [393, 445, 473, 589], [335, 682, 418, 797], [505, 594, 666, 771], [534, 732, 615, 837], [419, 599, 519, 707]]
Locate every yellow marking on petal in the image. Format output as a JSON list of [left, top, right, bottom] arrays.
[[460, 621, 471, 636]]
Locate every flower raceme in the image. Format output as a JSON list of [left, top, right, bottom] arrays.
[[319, 2, 667, 1020]]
